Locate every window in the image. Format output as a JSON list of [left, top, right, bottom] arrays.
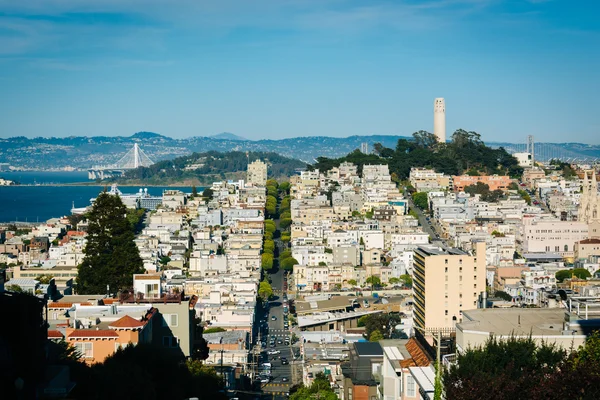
[[163, 336, 179, 348], [445, 310, 448, 315], [445, 267, 448, 273], [406, 374, 416, 397], [459, 276, 462, 282], [564, 244, 569, 252], [163, 314, 178, 327], [445, 259, 448, 265], [74, 342, 93, 358]]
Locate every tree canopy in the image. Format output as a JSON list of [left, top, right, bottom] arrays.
[[258, 279, 273, 300], [412, 192, 428, 210], [556, 268, 591, 282], [77, 192, 144, 294], [444, 333, 600, 400], [290, 372, 337, 400], [312, 130, 522, 180]]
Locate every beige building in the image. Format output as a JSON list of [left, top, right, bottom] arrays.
[[247, 159, 268, 186], [522, 168, 546, 189], [522, 219, 588, 258], [413, 242, 486, 333], [574, 238, 600, 261], [409, 168, 452, 192]]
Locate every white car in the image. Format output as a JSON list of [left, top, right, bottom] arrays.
[[267, 350, 280, 355]]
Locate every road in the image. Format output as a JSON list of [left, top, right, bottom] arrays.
[[259, 264, 294, 399], [406, 196, 445, 246]]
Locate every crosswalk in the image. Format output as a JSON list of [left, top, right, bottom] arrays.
[[263, 383, 291, 388]]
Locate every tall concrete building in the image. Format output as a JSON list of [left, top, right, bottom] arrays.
[[433, 98, 446, 143], [247, 159, 268, 186], [413, 241, 486, 333]]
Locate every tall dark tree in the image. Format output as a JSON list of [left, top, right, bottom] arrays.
[[77, 193, 144, 294], [412, 130, 438, 149]]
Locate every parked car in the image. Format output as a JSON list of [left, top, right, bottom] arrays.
[[271, 316, 277, 321], [267, 350, 280, 355], [282, 377, 289, 382]]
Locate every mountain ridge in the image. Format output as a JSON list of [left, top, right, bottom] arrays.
[[0, 132, 598, 170]]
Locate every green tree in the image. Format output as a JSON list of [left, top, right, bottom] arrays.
[[264, 222, 277, 234], [261, 253, 274, 271], [281, 233, 291, 242], [280, 218, 293, 229], [278, 182, 291, 195], [388, 277, 400, 285], [266, 179, 279, 188], [280, 196, 291, 212], [369, 329, 384, 342], [361, 313, 402, 340], [491, 230, 505, 237], [191, 185, 198, 198], [202, 187, 214, 201], [280, 250, 292, 260], [366, 275, 381, 289], [5, 284, 23, 293], [281, 257, 299, 272], [159, 256, 171, 265], [77, 192, 144, 294], [556, 268, 591, 282], [263, 239, 275, 254], [412, 130, 439, 149], [203, 327, 226, 334], [347, 279, 357, 287], [443, 335, 567, 400], [412, 192, 429, 210], [495, 290, 513, 301], [399, 274, 413, 288], [290, 372, 337, 400], [36, 274, 54, 284], [259, 279, 273, 300]]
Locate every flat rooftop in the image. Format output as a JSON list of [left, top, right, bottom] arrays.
[[457, 308, 567, 336], [416, 245, 468, 256]]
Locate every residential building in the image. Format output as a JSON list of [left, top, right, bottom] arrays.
[[453, 175, 512, 192], [413, 242, 486, 332], [247, 159, 268, 186], [341, 342, 383, 400]]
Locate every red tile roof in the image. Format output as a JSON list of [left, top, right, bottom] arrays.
[[404, 338, 432, 367], [48, 330, 64, 339], [67, 330, 119, 339], [48, 302, 74, 308], [109, 315, 144, 329]]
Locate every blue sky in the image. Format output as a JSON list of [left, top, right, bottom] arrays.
[[0, 0, 598, 143]]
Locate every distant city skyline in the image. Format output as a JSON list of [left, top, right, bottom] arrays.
[[0, 1, 598, 144]]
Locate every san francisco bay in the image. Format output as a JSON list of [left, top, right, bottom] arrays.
[[0, 171, 193, 222]]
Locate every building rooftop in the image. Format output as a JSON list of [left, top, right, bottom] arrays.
[[298, 310, 382, 328], [457, 308, 569, 336], [67, 329, 119, 339], [355, 341, 383, 357], [416, 245, 468, 256], [109, 315, 145, 329]]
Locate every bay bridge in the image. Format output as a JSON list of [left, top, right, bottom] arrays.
[[88, 143, 154, 180], [494, 135, 600, 164]]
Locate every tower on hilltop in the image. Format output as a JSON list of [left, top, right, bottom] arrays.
[[434, 98, 446, 143]]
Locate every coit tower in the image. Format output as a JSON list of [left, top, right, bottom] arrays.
[[433, 98, 446, 143]]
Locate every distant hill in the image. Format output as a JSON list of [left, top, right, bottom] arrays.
[[119, 150, 306, 185], [210, 132, 247, 141], [0, 131, 598, 170]]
